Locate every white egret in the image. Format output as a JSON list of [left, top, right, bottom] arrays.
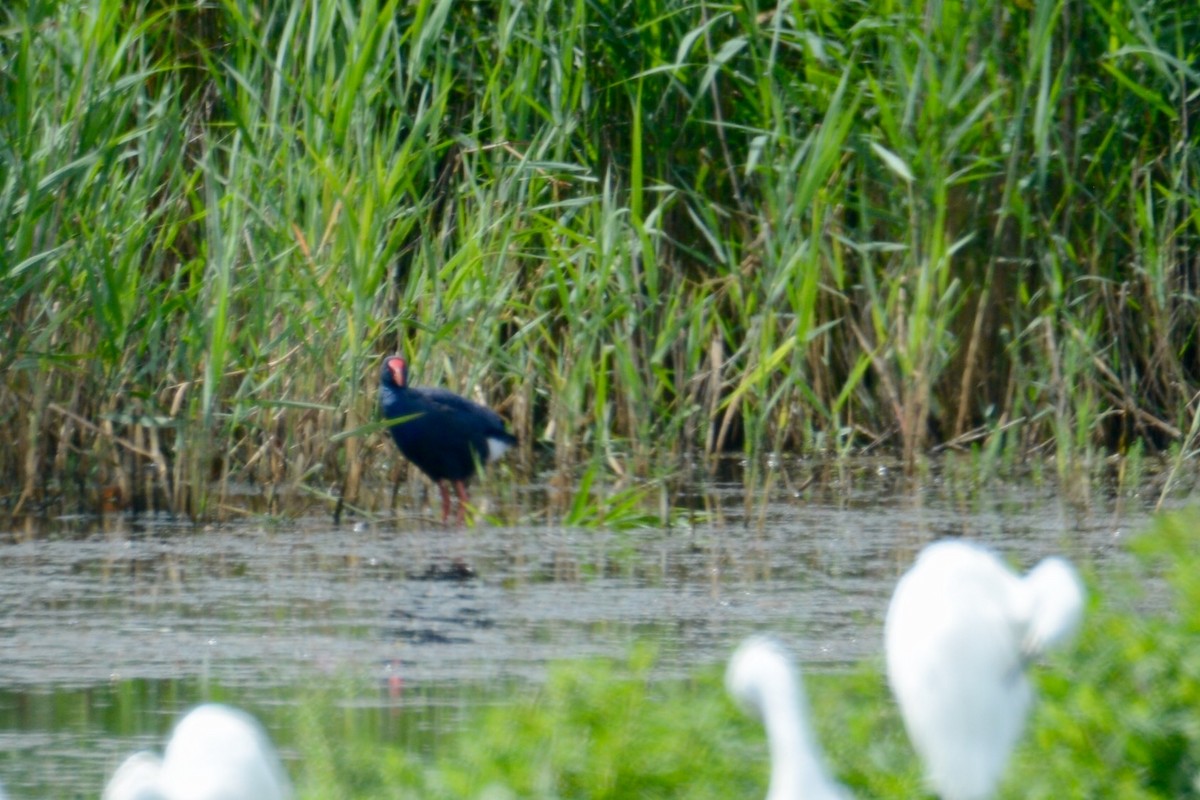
[[726, 635, 852, 800], [103, 751, 163, 800], [102, 703, 293, 800], [885, 539, 1085, 800]]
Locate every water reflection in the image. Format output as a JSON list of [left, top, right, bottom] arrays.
[[0, 463, 1144, 797]]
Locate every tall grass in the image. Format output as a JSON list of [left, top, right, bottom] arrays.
[[1, 0, 1197, 516]]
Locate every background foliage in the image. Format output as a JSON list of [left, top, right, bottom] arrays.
[[1, 0, 1198, 515]]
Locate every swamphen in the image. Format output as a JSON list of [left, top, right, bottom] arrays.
[[380, 355, 517, 523]]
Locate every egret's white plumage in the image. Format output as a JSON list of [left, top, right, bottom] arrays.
[[103, 703, 293, 800], [885, 540, 1084, 800], [103, 751, 163, 800], [726, 635, 852, 800]]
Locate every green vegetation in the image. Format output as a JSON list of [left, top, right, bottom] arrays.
[[1, 0, 1198, 516], [1020, 510, 1200, 798]]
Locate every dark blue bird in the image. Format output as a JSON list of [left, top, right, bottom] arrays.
[[380, 355, 517, 523]]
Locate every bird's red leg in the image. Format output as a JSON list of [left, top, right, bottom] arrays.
[[437, 482, 452, 524], [453, 481, 470, 525]]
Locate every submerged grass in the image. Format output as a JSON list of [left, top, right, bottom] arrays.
[[1, 0, 1198, 517]]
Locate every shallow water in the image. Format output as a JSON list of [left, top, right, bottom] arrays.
[[0, 468, 1147, 797]]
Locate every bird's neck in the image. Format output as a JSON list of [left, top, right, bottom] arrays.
[[762, 681, 843, 800], [382, 383, 409, 403]]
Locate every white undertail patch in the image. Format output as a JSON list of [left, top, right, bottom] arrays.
[[485, 436, 512, 463]]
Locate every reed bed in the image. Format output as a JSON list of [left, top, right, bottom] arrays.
[[1, 0, 1197, 517]]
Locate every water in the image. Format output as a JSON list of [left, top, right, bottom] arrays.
[[0, 467, 1146, 797]]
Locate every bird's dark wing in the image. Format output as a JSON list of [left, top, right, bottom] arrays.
[[413, 387, 510, 434]]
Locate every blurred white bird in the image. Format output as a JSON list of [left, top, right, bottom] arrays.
[[885, 539, 1085, 800], [726, 635, 852, 800], [102, 703, 293, 800]]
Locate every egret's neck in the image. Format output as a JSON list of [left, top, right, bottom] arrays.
[[760, 674, 844, 800]]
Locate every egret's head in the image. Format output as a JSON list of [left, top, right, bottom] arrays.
[[1022, 556, 1085, 658]]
